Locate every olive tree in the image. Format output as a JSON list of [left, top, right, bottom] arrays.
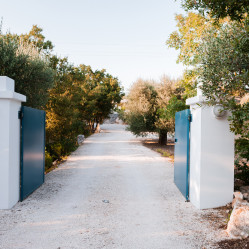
[[0, 34, 54, 109], [198, 20, 249, 182], [125, 77, 186, 145]]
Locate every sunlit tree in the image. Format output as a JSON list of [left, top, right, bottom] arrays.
[[125, 77, 186, 145]]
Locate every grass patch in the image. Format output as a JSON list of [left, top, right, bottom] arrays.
[[142, 138, 174, 161], [156, 149, 172, 158]]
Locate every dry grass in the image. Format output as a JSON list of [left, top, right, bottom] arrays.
[[45, 156, 68, 174], [142, 138, 174, 162]]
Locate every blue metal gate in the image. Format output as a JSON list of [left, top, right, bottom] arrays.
[[20, 106, 45, 201], [174, 109, 191, 200]]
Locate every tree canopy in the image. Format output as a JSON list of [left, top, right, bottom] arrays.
[[168, 5, 249, 182], [166, 12, 215, 97], [125, 77, 186, 145], [0, 35, 54, 108], [181, 0, 249, 21], [0, 25, 124, 169]]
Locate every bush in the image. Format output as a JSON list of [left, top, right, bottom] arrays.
[[235, 138, 249, 184], [1, 26, 124, 172], [0, 36, 54, 109], [45, 150, 53, 170]]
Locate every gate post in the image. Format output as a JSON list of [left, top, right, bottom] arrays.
[[0, 76, 26, 209], [186, 86, 234, 209]]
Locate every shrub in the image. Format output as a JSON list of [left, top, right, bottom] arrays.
[[45, 150, 53, 170], [0, 36, 54, 109]]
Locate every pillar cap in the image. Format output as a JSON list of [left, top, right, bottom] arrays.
[[0, 76, 15, 92], [186, 95, 207, 106], [0, 76, 26, 102]]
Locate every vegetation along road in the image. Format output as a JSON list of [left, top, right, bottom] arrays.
[[0, 124, 225, 249]]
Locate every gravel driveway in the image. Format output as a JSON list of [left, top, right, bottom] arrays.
[[0, 124, 224, 249]]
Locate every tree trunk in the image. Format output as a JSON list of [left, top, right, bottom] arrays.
[[89, 121, 94, 133], [95, 122, 101, 133], [158, 131, 167, 145]]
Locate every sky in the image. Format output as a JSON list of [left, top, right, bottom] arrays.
[[1, 0, 186, 91]]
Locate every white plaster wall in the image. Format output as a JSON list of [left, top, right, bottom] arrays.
[[200, 107, 234, 209], [8, 100, 22, 207], [188, 102, 234, 209], [0, 76, 26, 209], [0, 98, 21, 209], [0, 100, 10, 207]]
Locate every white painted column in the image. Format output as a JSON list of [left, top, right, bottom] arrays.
[[0, 76, 26, 209], [186, 88, 234, 209]]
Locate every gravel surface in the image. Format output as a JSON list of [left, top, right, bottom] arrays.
[[0, 124, 226, 249]]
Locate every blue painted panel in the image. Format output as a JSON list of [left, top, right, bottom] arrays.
[[20, 106, 45, 201], [174, 109, 190, 200]]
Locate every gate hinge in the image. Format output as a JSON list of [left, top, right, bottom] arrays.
[[18, 110, 23, 120], [188, 114, 192, 122]]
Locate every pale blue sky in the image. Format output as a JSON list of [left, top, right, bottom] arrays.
[[1, 0, 186, 91]]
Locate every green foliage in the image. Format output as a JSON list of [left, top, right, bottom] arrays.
[[166, 12, 212, 66], [156, 149, 172, 157], [168, 8, 249, 181], [46, 58, 123, 161], [198, 20, 249, 105], [235, 138, 249, 184], [125, 79, 158, 137], [45, 150, 53, 170], [45, 57, 85, 158], [0, 35, 54, 108], [166, 12, 217, 98], [182, 0, 249, 21], [157, 96, 187, 125], [116, 108, 127, 123], [125, 77, 186, 145], [169, 10, 249, 182], [126, 113, 152, 136], [1, 25, 123, 170], [230, 103, 249, 183], [180, 69, 198, 98], [197, 20, 249, 183], [20, 25, 54, 54], [80, 67, 124, 124]]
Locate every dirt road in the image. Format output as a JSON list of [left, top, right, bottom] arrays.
[[0, 124, 222, 249]]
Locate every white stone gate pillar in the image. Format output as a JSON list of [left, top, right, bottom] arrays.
[[0, 76, 26, 209], [186, 87, 234, 209]]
